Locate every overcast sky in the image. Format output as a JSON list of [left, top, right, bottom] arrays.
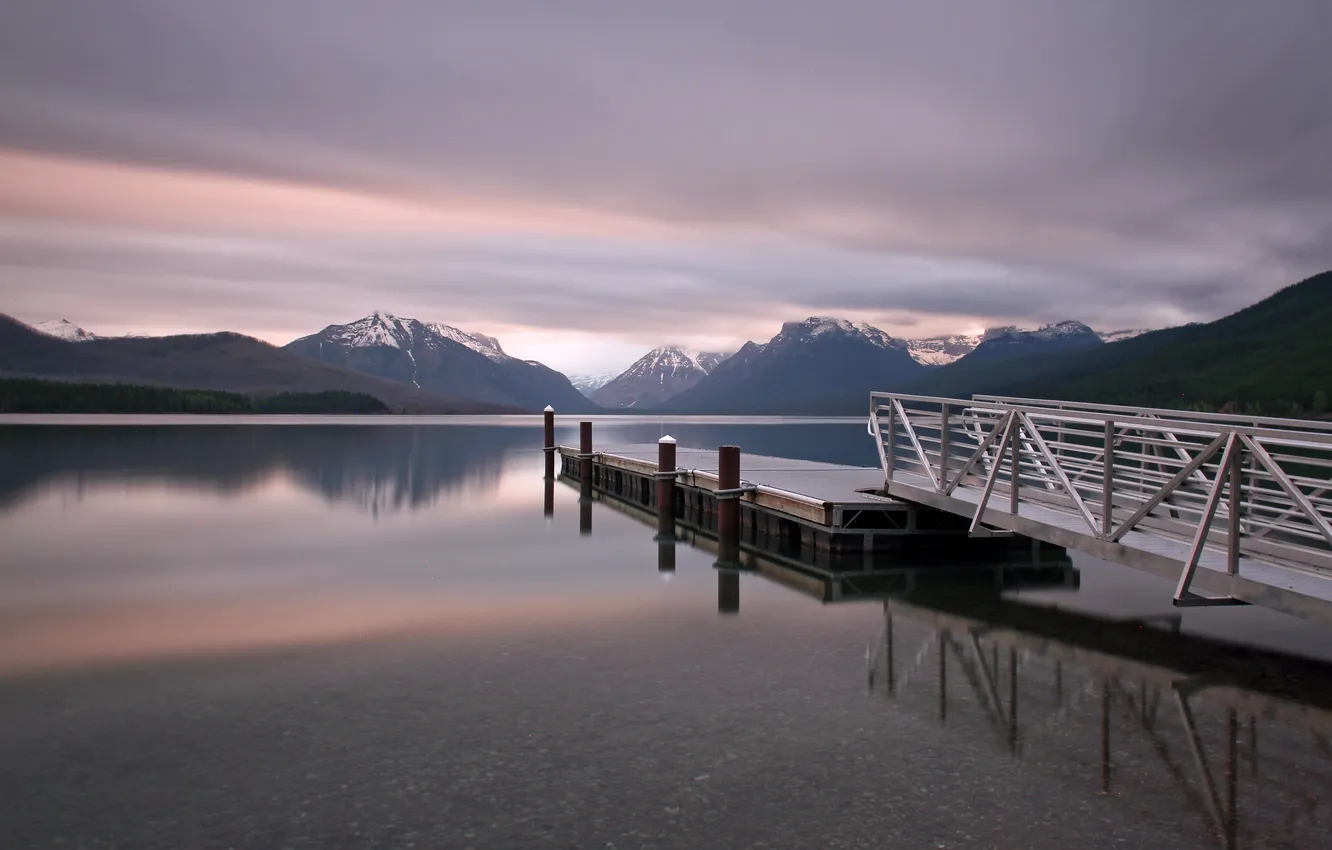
[[2, 1, 1330, 374]]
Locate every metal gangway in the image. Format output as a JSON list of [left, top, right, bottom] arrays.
[[868, 393, 1332, 622]]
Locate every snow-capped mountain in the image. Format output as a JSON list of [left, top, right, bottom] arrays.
[[778, 317, 911, 352], [661, 317, 925, 413], [317, 311, 508, 363], [590, 346, 730, 408], [284, 312, 595, 412], [906, 333, 983, 367], [904, 325, 1153, 366], [568, 371, 621, 397], [1098, 328, 1149, 344], [32, 319, 97, 342], [973, 320, 1103, 351]]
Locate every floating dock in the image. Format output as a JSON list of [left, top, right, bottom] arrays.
[[555, 440, 1062, 560]]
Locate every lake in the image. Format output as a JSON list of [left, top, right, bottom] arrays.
[[1, 417, 1330, 849]]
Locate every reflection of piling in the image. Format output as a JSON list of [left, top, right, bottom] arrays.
[[579, 421, 593, 535], [543, 475, 554, 519], [656, 435, 677, 541], [717, 445, 741, 566], [543, 405, 556, 480], [718, 570, 739, 614], [580, 477, 592, 535], [658, 540, 676, 573]]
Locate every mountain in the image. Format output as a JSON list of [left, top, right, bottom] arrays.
[[590, 347, 729, 408], [33, 319, 96, 342], [996, 271, 1332, 414], [1098, 328, 1149, 344], [909, 320, 1106, 398], [0, 315, 509, 413], [568, 371, 621, 397], [906, 333, 983, 366], [661, 317, 926, 414], [283, 312, 596, 412]]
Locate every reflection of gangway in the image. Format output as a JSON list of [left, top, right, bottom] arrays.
[[868, 393, 1332, 620], [870, 595, 1332, 849]]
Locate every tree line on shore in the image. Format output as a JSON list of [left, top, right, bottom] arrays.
[[0, 378, 391, 415]]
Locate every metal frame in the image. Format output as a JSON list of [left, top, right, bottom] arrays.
[[870, 392, 1332, 609]]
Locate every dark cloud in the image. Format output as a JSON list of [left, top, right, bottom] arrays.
[[1, 0, 1330, 363]]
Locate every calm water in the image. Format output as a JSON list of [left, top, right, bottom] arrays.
[[1, 417, 1330, 849]]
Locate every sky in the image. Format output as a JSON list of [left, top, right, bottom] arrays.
[[1, 1, 1330, 375]]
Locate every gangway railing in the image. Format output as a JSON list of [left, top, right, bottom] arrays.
[[869, 393, 1332, 608]]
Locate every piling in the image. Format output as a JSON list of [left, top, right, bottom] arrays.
[[717, 445, 741, 566], [579, 421, 593, 484], [543, 475, 554, 520], [656, 435, 677, 541], [543, 405, 556, 479], [579, 420, 593, 535]]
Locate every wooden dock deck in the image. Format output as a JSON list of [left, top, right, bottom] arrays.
[[556, 442, 1061, 558]]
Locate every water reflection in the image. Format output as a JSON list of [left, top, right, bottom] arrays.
[[868, 594, 1332, 850], [586, 466, 1332, 849], [0, 425, 535, 514]]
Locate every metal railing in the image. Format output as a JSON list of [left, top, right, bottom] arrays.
[[870, 392, 1332, 604]]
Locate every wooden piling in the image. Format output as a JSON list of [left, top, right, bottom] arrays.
[[579, 421, 593, 535], [656, 435, 677, 541], [543, 405, 556, 479], [579, 421, 593, 484], [718, 445, 740, 565]]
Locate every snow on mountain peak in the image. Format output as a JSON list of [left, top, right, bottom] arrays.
[[628, 346, 724, 378], [32, 319, 97, 342], [321, 313, 510, 362], [1031, 320, 1095, 340], [423, 322, 508, 362], [906, 333, 983, 366], [781, 317, 907, 350], [1098, 328, 1149, 343]]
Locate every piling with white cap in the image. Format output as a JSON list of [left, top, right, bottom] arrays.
[[543, 405, 556, 479], [656, 435, 677, 542]]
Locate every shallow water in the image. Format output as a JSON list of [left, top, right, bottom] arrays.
[[1, 418, 1329, 849]]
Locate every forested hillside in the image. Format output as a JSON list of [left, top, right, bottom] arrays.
[[0, 379, 390, 415]]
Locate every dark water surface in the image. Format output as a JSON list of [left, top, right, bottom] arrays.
[[1, 417, 1330, 849]]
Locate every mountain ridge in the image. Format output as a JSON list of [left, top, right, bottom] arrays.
[[590, 346, 728, 408], [0, 314, 514, 413], [284, 312, 597, 412]]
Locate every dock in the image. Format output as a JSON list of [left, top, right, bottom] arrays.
[[543, 388, 1332, 625], [555, 442, 1058, 559]]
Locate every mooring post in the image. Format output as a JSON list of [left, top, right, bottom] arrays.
[[717, 445, 741, 566], [579, 420, 593, 536], [656, 435, 677, 541], [579, 420, 593, 481], [543, 405, 556, 479]]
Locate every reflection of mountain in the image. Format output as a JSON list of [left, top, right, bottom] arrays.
[[0, 425, 538, 514]]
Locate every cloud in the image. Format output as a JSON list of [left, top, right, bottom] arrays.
[[1, 0, 1330, 369]]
